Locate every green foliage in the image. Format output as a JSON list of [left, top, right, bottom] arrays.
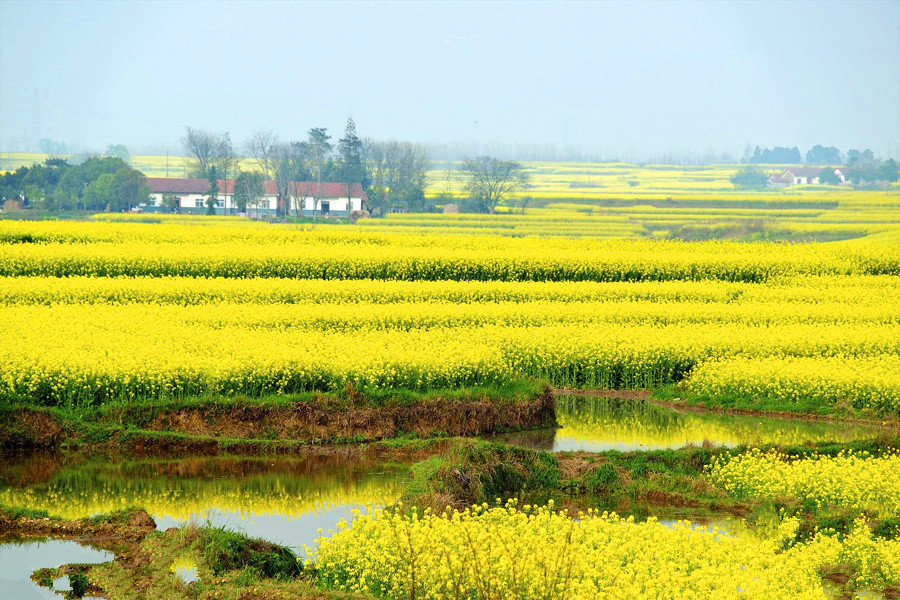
[[729, 165, 768, 189], [805, 145, 842, 165], [337, 118, 366, 195], [205, 166, 220, 215], [68, 571, 89, 598], [0, 156, 148, 212], [583, 463, 621, 494], [818, 168, 842, 186], [749, 146, 802, 163], [233, 170, 265, 212], [0, 505, 52, 519], [200, 527, 302, 579], [105, 144, 131, 165], [409, 439, 561, 505]]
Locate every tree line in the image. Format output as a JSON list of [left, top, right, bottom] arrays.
[[743, 144, 887, 168], [730, 158, 898, 190], [181, 120, 437, 217], [0, 156, 149, 211], [183, 120, 531, 216]]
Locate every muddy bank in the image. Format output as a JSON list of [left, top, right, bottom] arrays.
[[0, 508, 156, 543], [0, 388, 555, 452], [0, 508, 354, 600]]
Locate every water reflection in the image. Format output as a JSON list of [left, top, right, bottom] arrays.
[[0, 454, 406, 553], [0, 539, 112, 600], [490, 395, 885, 452]]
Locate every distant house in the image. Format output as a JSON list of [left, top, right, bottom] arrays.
[[767, 167, 849, 188], [281, 181, 367, 216], [145, 178, 229, 212], [145, 177, 366, 216]]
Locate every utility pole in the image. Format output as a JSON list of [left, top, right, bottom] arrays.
[[165, 150, 169, 178]]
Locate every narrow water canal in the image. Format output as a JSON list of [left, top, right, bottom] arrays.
[[489, 394, 885, 452]]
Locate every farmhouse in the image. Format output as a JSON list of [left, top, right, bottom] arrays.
[[767, 167, 849, 188], [144, 177, 367, 216]]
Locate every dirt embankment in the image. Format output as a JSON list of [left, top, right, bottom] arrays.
[[141, 395, 554, 440], [0, 508, 156, 543], [1, 390, 556, 452]]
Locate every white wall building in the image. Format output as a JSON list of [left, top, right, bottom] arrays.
[[145, 178, 366, 216]]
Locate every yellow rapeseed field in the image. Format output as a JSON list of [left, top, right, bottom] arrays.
[[0, 218, 898, 412], [311, 502, 900, 599], [708, 449, 900, 515]]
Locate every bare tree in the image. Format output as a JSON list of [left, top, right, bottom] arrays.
[[182, 127, 234, 179], [459, 156, 529, 213], [367, 140, 430, 214], [245, 130, 279, 178], [270, 143, 297, 217]]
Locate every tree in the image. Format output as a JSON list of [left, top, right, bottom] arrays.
[[269, 142, 308, 217], [82, 174, 116, 210], [205, 166, 220, 215], [876, 159, 899, 183], [111, 167, 149, 211], [459, 156, 529, 213], [0, 155, 147, 212], [337, 119, 365, 212], [305, 128, 332, 219], [750, 146, 802, 164], [182, 127, 234, 178], [846, 149, 875, 167], [367, 140, 431, 215], [24, 184, 46, 209], [245, 130, 279, 178], [234, 170, 265, 213], [106, 144, 131, 164], [729, 165, 768, 189], [806, 145, 842, 165], [162, 194, 179, 212], [818, 168, 842, 186]]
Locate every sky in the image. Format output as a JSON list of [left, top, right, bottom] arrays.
[[1, 0, 898, 161]]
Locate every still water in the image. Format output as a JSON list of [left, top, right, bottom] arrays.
[[489, 394, 885, 452], [0, 454, 406, 553], [0, 397, 887, 597], [0, 539, 112, 600], [0, 453, 405, 598]]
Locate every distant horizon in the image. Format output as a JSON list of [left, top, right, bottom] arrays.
[[0, 143, 894, 166]]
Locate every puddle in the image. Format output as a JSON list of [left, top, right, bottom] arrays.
[[0, 455, 405, 557], [0, 539, 112, 600]]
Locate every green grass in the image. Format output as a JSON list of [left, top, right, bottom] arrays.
[[401, 437, 900, 530], [200, 527, 302, 579]]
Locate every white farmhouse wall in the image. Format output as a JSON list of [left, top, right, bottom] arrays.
[[298, 196, 364, 213]]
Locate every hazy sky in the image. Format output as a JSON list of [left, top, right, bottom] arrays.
[[1, 0, 898, 159]]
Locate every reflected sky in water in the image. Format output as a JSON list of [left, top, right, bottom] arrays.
[[0, 540, 112, 600]]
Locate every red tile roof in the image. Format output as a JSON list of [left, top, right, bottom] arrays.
[[146, 178, 210, 194], [287, 182, 366, 200], [783, 167, 829, 178], [147, 178, 235, 194], [150, 178, 365, 200]]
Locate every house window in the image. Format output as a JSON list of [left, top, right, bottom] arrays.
[[215, 199, 224, 208], [196, 199, 205, 208]]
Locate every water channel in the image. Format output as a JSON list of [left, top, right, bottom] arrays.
[[0, 395, 886, 597]]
